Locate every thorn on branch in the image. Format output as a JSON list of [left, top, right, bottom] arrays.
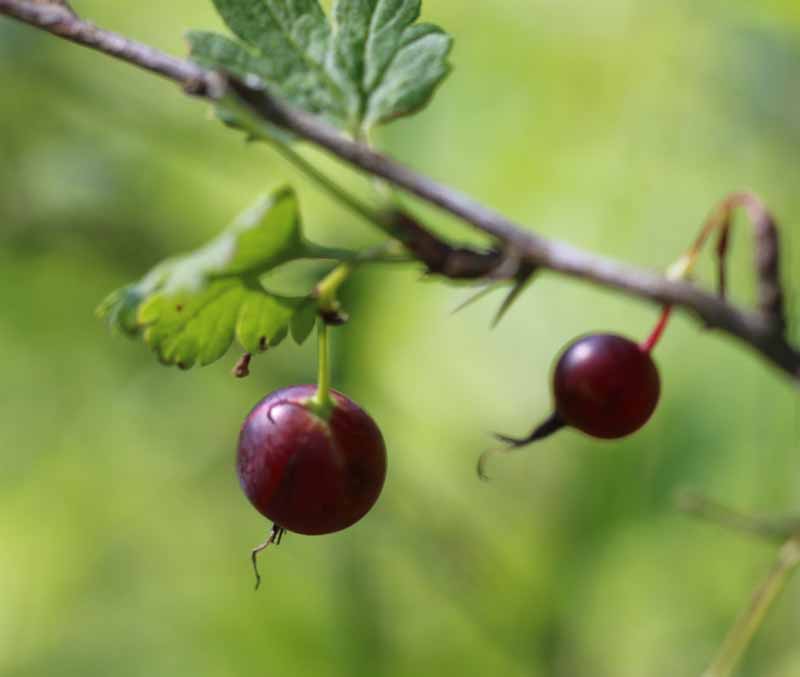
[[452, 283, 497, 316], [492, 262, 537, 327]]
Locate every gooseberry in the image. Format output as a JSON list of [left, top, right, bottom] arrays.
[[483, 328, 664, 478], [238, 384, 387, 586], [238, 384, 387, 535], [554, 333, 660, 438]]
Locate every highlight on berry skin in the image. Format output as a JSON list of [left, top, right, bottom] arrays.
[[478, 324, 665, 480]]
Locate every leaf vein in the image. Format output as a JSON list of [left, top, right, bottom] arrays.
[[256, 0, 345, 107]]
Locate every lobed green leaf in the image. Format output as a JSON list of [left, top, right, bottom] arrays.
[[137, 280, 301, 368], [189, 0, 347, 120], [97, 188, 332, 369], [188, 0, 453, 134], [289, 299, 318, 344]]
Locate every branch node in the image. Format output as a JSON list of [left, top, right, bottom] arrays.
[[387, 209, 504, 280]]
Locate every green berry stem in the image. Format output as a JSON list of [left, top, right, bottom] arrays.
[[314, 241, 408, 311], [316, 262, 355, 310], [310, 318, 334, 418], [307, 240, 408, 418]]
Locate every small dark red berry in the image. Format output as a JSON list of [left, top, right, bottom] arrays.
[[553, 333, 660, 438], [237, 385, 387, 536], [486, 333, 661, 473]]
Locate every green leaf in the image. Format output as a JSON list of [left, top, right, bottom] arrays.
[[361, 21, 452, 128], [188, 0, 347, 120], [97, 188, 328, 369], [137, 280, 301, 368], [289, 299, 318, 344], [188, 0, 452, 133], [330, 0, 452, 129]]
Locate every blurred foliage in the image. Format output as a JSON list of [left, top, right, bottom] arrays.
[[0, 1, 799, 676]]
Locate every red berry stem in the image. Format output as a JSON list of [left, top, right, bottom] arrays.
[[641, 305, 673, 354]]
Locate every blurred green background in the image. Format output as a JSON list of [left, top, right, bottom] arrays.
[[1, 1, 799, 676]]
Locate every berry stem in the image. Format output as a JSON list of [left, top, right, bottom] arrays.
[[641, 305, 673, 353], [645, 200, 734, 355], [316, 262, 355, 310], [315, 242, 408, 308], [307, 241, 409, 419], [310, 319, 334, 418], [644, 207, 723, 356]]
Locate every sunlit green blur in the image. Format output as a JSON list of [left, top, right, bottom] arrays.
[[1, 2, 799, 676]]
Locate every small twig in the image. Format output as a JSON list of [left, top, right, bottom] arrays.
[[676, 492, 800, 677], [677, 491, 800, 544], [1, 0, 798, 379], [685, 193, 786, 332], [702, 538, 800, 677]]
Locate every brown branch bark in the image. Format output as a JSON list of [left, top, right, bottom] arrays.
[[26, 0, 74, 15], [2, 0, 799, 380]]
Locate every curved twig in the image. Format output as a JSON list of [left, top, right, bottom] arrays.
[[677, 490, 800, 544], [689, 192, 785, 332], [1, 0, 798, 379]]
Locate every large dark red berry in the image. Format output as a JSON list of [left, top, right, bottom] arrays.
[[237, 385, 387, 536], [552, 333, 660, 438]]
